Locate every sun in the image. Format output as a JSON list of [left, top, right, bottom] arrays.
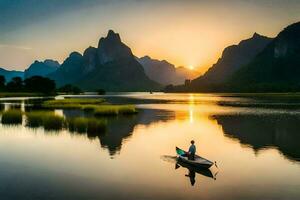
[[189, 65, 194, 70]]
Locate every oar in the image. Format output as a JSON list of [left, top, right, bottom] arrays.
[[214, 161, 218, 169]]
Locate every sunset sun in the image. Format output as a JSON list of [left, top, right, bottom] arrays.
[[189, 65, 194, 70]]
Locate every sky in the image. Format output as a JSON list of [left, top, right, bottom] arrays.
[[0, 0, 300, 72]]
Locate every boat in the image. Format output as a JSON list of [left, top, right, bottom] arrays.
[[176, 147, 214, 169]]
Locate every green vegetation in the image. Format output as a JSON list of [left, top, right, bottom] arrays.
[[67, 117, 106, 134], [87, 118, 106, 135], [43, 114, 64, 131], [26, 112, 44, 127], [43, 98, 138, 116], [1, 110, 23, 125], [25, 111, 107, 134], [0, 92, 42, 98], [42, 98, 105, 109], [94, 105, 137, 116], [26, 111, 64, 130], [67, 117, 88, 133], [0, 76, 56, 94]]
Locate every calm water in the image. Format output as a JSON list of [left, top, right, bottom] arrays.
[[0, 93, 300, 200]]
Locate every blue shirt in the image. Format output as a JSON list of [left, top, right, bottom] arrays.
[[189, 144, 196, 154]]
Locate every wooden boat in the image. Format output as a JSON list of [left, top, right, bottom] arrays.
[[176, 147, 214, 169]]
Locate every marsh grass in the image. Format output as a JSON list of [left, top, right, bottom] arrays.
[[43, 115, 64, 131], [87, 118, 106, 135], [43, 98, 137, 116], [43, 98, 105, 109], [26, 111, 46, 127], [94, 105, 137, 116], [1, 110, 23, 125], [67, 117, 106, 135], [67, 117, 88, 133], [26, 111, 64, 130]]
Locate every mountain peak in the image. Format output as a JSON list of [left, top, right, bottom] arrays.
[[105, 29, 121, 43], [97, 30, 133, 64], [252, 32, 261, 38]]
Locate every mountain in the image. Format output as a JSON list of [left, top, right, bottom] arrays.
[[24, 59, 60, 79], [0, 68, 24, 82], [227, 22, 300, 92], [49, 30, 159, 91], [190, 33, 272, 90], [48, 52, 86, 86], [137, 56, 199, 85]]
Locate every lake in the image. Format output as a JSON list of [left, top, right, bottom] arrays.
[[0, 93, 300, 200]]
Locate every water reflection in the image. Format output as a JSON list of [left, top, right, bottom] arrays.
[[97, 109, 174, 156], [213, 114, 300, 162], [176, 160, 216, 186]]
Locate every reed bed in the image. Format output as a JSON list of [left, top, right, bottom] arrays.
[[67, 117, 106, 134], [43, 98, 138, 116], [26, 111, 64, 130], [43, 115, 64, 131], [43, 98, 105, 109], [1, 109, 23, 125], [94, 105, 137, 116]]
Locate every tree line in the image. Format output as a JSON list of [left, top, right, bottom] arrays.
[[0, 75, 82, 94]]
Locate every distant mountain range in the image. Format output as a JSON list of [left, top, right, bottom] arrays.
[[25, 59, 60, 79], [137, 56, 199, 85], [1, 21, 299, 92], [166, 21, 300, 92], [48, 30, 160, 91], [0, 68, 24, 82]]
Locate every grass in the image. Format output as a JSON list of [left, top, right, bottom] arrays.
[[0, 92, 42, 98], [43, 98, 138, 116], [26, 111, 50, 128], [87, 118, 106, 135], [42, 98, 105, 109], [94, 105, 137, 116], [43, 114, 64, 131], [67, 117, 88, 133], [25, 111, 64, 130], [67, 117, 106, 135], [1, 109, 23, 125]]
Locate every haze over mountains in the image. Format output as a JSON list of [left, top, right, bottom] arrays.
[[0, 30, 196, 91], [166, 21, 300, 92], [137, 56, 199, 85], [1, 21, 299, 92]]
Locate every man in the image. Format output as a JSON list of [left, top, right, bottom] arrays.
[[188, 140, 196, 160]]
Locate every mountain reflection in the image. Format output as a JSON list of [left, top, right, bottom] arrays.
[[213, 114, 300, 162], [99, 109, 174, 156], [64, 109, 174, 156]]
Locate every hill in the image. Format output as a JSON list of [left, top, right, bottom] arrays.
[[25, 59, 60, 79], [49, 30, 159, 91], [0, 68, 24, 82], [227, 22, 300, 92]]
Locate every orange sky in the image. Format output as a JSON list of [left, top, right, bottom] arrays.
[[0, 0, 300, 73]]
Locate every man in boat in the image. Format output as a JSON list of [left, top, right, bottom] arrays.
[[188, 140, 196, 160]]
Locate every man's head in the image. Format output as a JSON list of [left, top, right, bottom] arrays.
[[191, 140, 195, 144]]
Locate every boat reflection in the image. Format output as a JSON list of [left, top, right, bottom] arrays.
[[176, 159, 216, 186]]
